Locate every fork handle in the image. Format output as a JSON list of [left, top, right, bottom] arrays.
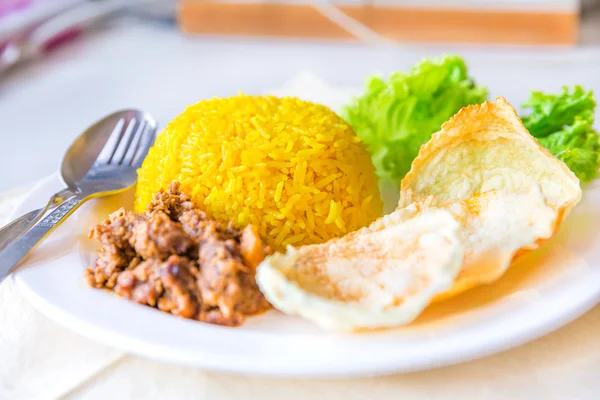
[[0, 188, 78, 253], [0, 194, 86, 282], [0, 208, 45, 252]]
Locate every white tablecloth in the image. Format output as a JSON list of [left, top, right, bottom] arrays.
[[1, 181, 600, 400]]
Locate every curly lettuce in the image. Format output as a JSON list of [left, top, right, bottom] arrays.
[[341, 55, 488, 182], [522, 86, 600, 183]]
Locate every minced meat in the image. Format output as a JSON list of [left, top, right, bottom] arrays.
[[85, 182, 272, 327]]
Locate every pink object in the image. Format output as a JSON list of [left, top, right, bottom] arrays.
[[41, 25, 82, 52], [0, 0, 33, 18], [0, 1, 128, 75]]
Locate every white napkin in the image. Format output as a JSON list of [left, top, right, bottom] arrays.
[[2, 73, 600, 400], [0, 183, 124, 400], [267, 71, 360, 109]]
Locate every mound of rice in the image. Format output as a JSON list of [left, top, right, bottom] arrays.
[[135, 95, 383, 249]]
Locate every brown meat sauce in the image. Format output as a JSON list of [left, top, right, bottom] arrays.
[[85, 182, 272, 327]]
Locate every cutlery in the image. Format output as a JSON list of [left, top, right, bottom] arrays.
[[0, 187, 76, 252], [0, 109, 151, 249], [0, 0, 168, 78], [0, 109, 157, 282]]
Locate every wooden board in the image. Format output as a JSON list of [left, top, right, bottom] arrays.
[[178, 2, 354, 39], [177, 1, 579, 45]]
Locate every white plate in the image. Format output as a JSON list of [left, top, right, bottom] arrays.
[[10, 77, 600, 377], [11, 172, 600, 377]]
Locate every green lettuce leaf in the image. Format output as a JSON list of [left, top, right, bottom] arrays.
[[522, 86, 596, 137], [341, 55, 487, 182], [522, 86, 600, 183]]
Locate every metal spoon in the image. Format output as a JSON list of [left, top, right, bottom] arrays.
[[0, 109, 157, 282]]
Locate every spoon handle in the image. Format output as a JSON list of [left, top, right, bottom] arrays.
[[0, 188, 77, 253], [0, 194, 86, 282]]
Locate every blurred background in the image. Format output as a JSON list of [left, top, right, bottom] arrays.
[[0, 0, 599, 191]]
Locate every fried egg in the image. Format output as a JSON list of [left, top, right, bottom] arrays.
[[256, 209, 464, 332]]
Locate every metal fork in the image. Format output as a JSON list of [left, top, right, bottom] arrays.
[[0, 109, 156, 282]]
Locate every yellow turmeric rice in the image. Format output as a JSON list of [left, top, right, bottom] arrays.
[[134, 95, 382, 249]]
